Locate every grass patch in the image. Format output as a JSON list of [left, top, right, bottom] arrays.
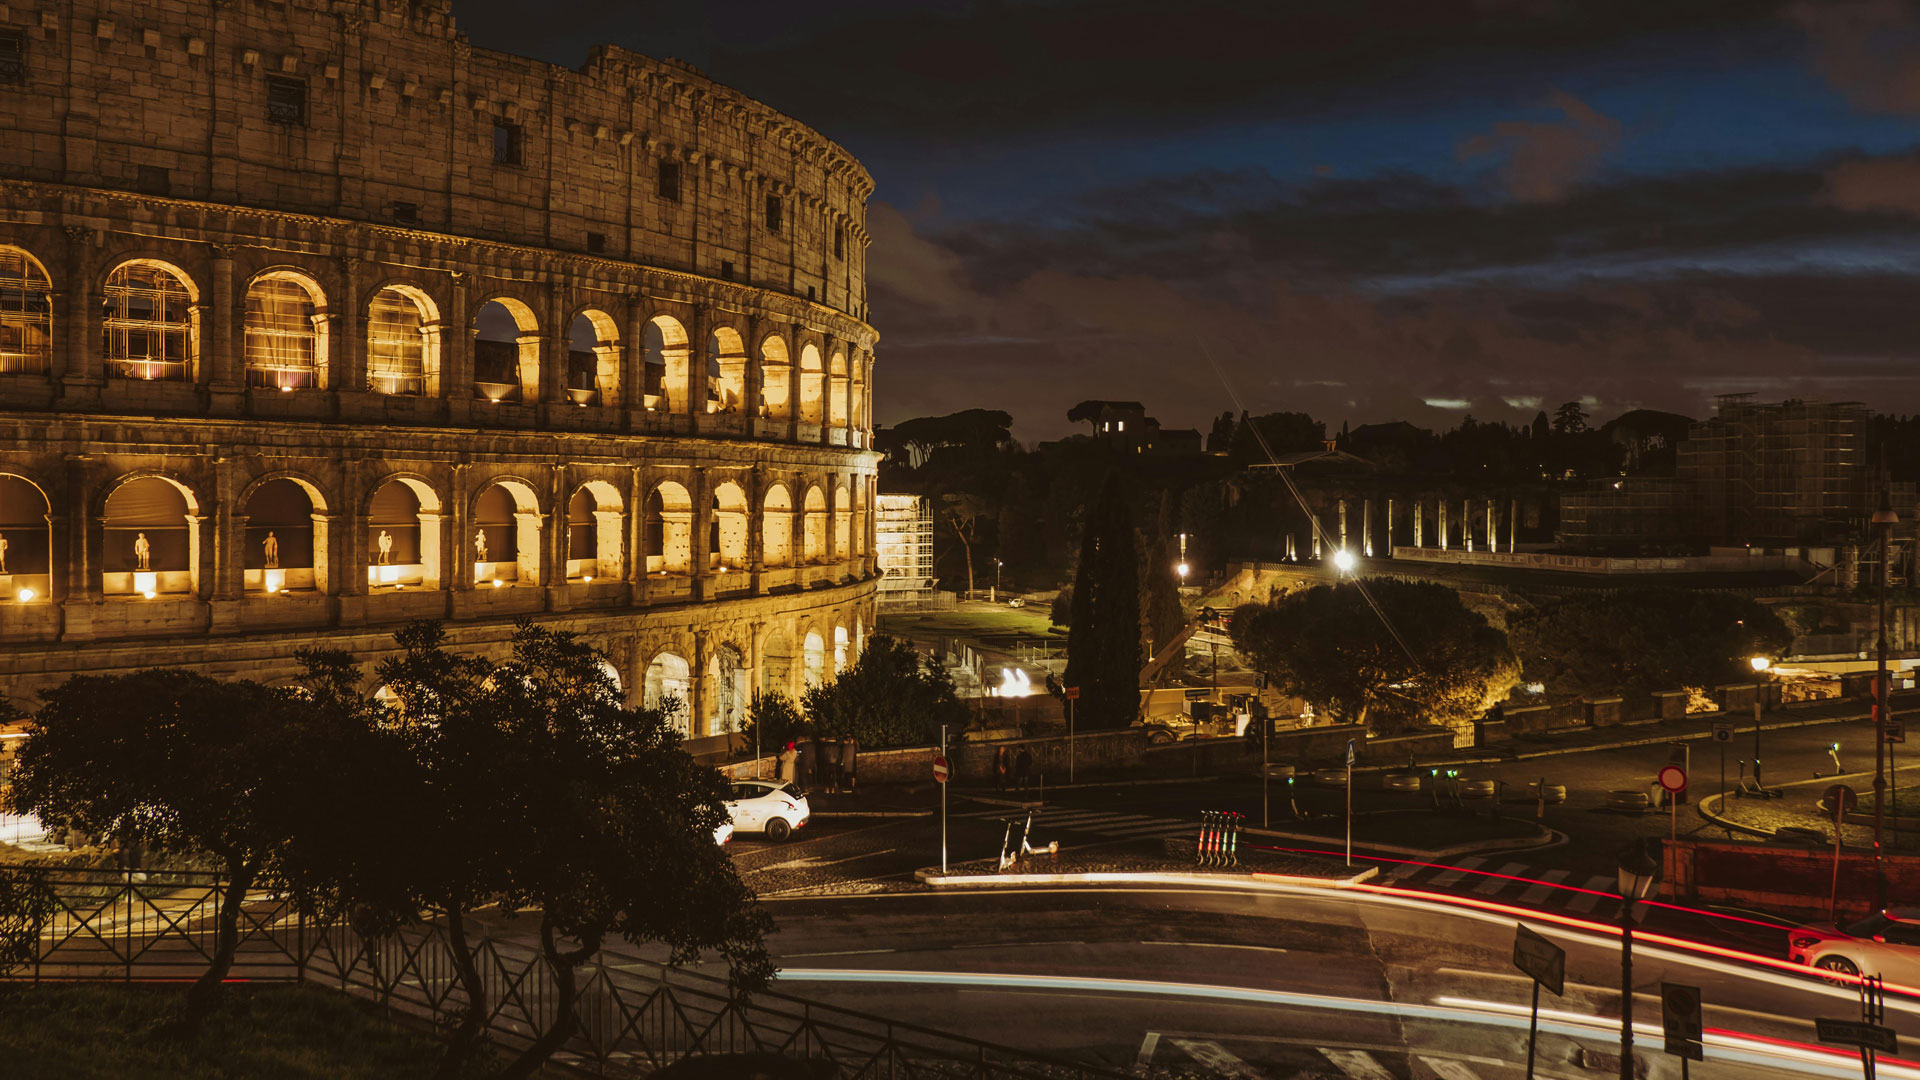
[[0, 983, 486, 1080]]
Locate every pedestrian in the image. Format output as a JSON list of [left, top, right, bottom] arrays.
[[794, 735, 814, 792], [777, 741, 797, 783], [1014, 746, 1033, 791], [843, 733, 860, 793], [995, 746, 1011, 791], [821, 735, 844, 794]]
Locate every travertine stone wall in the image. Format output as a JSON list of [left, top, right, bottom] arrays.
[[0, 1, 880, 733]]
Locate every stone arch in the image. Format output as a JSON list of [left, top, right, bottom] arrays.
[[241, 474, 329, 594], [760, 628, 794, 695], [759, 334, 792, 421], [643, 314, 690, 412], [803, 629, 826, 687], [644, 480, 693, 574], [798, 342, 825, 424], [471, 476, 543, 587], [762, 483, 793, 567], [833, 623, 850, 673], [833, 481, 851, 560], [711, 480, 748, 570], [102, 258, 198, 383], [829, 350, 850, 428], [243, 268, 329, 391], [708, 641, 747, 735], [472, 296, 539, 403], [366, 283, 440, 396], [101, 474, 199, 597], [802, 485, 827, 563], [566, 479, 624, 582], [568, 309, 621, 406], [706, 325, 747, 414], [367, 474, 443, 589], [0, 245, 54, 377], [644, 650, 693, 735], [0, 473, 52, 602]]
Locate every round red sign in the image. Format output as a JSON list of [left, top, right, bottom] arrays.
[[1657, 764, 1687, 793], [932, 756, 950, 783]]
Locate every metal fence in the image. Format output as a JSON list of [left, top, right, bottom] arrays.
[[1, 867, 1131, 1080]]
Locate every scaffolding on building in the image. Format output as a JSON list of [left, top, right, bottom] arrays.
[[875, 493, 938, 608]]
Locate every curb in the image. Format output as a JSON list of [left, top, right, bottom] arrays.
[[912, 866, 1380, 889], [1695, 792, 1776, 840], [809, 810, 935, 819]]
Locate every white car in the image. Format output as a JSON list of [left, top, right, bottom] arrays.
[[713, 819, 734, 846], [1790, 908, 1920, 984], [725, 780, 811, 842]]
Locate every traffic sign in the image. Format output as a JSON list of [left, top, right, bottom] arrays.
[[1512, 924, 1565, 996], [1888, 720, 1906, 744], [1658, 764, 1688, 793], [1661, 982, 1703, 1042], [932, 756, 950, 784], [1816, 1018, 1899, 1054], [1662, 1037, 1704, 1061], [1064, 686, 1080, 701], [1711, 722, 1734, 743], [1183, 688, 1212, 701], [1825, 784, 1858, 814]]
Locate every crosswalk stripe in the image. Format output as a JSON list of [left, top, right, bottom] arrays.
[[1474, 862, 1527, 896], [1518, 868, 1569, 905], [1321, 1048, 1395, 1080], [1097, 821, 1193, 837], [1427, 855, 1485, 889], [1419, 1056, 1483, 1080], [1566, 875, 1613, 914]]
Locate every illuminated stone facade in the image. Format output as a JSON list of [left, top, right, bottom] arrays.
[[0, 0, 878, 735]]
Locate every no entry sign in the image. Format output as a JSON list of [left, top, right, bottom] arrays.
[[1657, 765, 1687, 793], [932, 756, 950, 783]]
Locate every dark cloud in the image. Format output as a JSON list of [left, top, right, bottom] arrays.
[[1822, 154, 1920, 216], [1456, 90, 1624, 202], [1793, 0, 1920, 116]]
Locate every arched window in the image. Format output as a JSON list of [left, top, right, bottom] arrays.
[[103, 476, 194, 596], [0, 474, 52, 602], [644, 651, 692, 735], [367, 287, 430, 395], [567, 481, 624, 582], [243, 477, 318, 594], [707, 327, 746, 414], [473, 299, 537, 403], [829, 351, 850, 428], [711, 481, 747, 570], [0, 248, 52, 376], [644, 315, 689, 412], [833, 482, 851, 561], [473, 480, 540, 587], [803, 631, 826, 687], [102, 263, 194, 381], [759, 335, 791, 421], [833, 625, 849, 673], [802, 486, 827, 563], [762, 484, 793, 567], [761, 630, 793, 695], [244, 273, 325, 390], [798, 343, 825, 425], [569, 311, 619, 406], [368, 477, 442, 589], [646, 482, 692, 574]]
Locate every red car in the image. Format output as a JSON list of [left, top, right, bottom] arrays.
[[1789, 908, 1920, 983]]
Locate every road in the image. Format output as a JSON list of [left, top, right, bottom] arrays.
[[652, 882, 1917, 1079]]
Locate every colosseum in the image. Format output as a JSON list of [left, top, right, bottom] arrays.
[[0, 0, 879, 741]]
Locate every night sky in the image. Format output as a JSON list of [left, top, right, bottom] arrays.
[[458, 1, 1920, 441]]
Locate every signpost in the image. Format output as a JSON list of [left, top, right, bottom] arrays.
[[1512, 924, 1564, 1079], [1345, 738, 1356, 867], [938, 725, 949, 875], [1891, 721, 1905, 842], [1659, 764, 1688, 844], [1815, 1018, 1899, 1054], [1826, 783, 1858, 920], [1661, 982, 1704, 1072], [1712, 722, 1734, 807], [1065, 685, 1078, 783]]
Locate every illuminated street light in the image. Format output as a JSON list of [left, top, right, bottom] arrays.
[[1176, 561, 1189, 579], [1332, 548, 1357, 573], [1750, 655, 1771, 673], [1750, 655, 1772, 791]]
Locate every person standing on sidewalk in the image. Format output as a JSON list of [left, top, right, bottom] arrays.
[[843, 734, 860, 793], [777, 741, 797, 783], [1014, 746, 1033, 791], [995, 746, 1010, 791], [794, 735, 814, 792], [820, 735, 844, 794]]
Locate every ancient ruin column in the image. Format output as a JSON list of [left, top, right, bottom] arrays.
[[1463, 498, 1473, 552], [1363, 499, 1373, 557], [208, 246, 241, 398], [1487, 499, 1497, 555], [1338, 499, 1348, 552], [1510, 497, 1519, 552], [1311, 515, 1322, 559], [1385, 497, 1395, 554], [1413, 501, 1422, 548]]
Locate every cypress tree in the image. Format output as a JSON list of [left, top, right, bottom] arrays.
[[1064, 473, 1141, 729]]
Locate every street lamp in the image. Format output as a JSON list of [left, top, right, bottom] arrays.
[[994, 557, 1002, 603], [1750, 655, 1771, 792], [1332, 548, 1357, 574], [1873, 487, 1899, 905], [1616, 839, 1662, 1080]]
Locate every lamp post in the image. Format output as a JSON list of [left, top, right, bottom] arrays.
[[1750, 655, 1771, 791], [1332, 548, 1357, 575], [1873, 488, 1900, 906], [1616, 840, 1661, 1080], [1177, 532, 1189, 583], [993, 557, 1002, 604]]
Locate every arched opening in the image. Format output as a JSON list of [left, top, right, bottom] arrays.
[[569, 311, 619, 407], [0, 247, 53, 376], [829, 351, 850, 428], [244, 271, 327, 390], [803, 631, 826, 687], [762, 484, 793, 567], [711, 480, 747, 571], [368, 477, 441, 588], [761, 630, 793, 695], [798, 343, 825, 425], [473, 479, 541, 587], [472, 298, 538, 403], [833, 482, 851, 561], [644, 315, 689, 412], [0, 474, 51, 602], [759, 335, 791, 421], [852, 475, 869, 557], [103, 476, 195, 597], [707, 326, 747, 414], [644, 651, 692, 735], [567, 480, 624, 582], [243, 477, 321, 594], [367, 285, 437, 396], [645, 481, 692, 574], [802, 486, 827, 563], [598, 658, 623, 694], [102, 261, 195, 382], [833, 624, 850, 673], [708, 643, 746, 736]]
